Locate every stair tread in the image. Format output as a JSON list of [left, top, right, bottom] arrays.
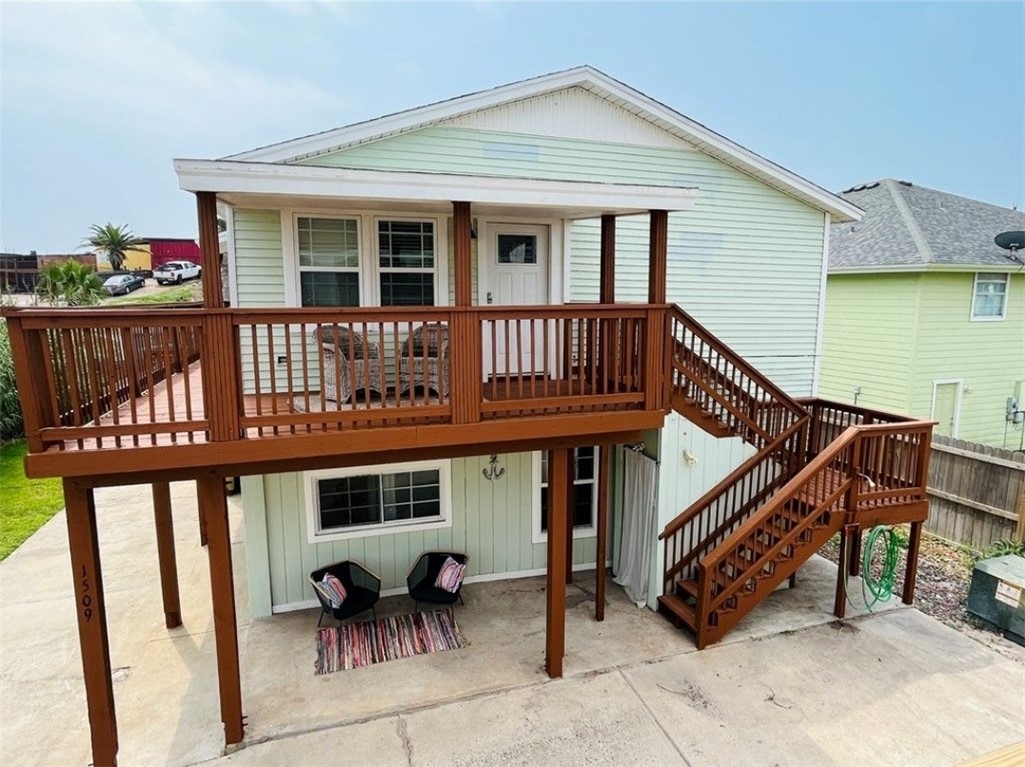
[[658, 594, 697, 628], [676, 578, 699, 599]]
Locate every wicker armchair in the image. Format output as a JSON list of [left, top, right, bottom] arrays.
[[398, 323, 449, 399], [309, 560, 382, 626], [314, 324, 383, 404], [406, 551, 469, 610]]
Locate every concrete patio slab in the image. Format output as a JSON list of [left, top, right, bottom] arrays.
[[2, 480, 1023, 767]]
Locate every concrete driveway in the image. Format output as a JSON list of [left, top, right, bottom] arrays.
[[1, 481, 1023, 766]]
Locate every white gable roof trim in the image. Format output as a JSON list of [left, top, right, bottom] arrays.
[[222, 66, 861, 223], [174, 159, 698, 219]]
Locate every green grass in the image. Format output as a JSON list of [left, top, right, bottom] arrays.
[[105, 282, 200, 306], [0, 441, 64, 560]]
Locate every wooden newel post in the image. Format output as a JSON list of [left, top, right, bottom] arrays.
[[64, 480, 119, 767], [546, 448, 570, 678]]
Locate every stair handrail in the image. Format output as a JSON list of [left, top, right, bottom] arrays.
[[659, 419, 805, 543], [698, 425, 861, 615], [668, 305, 809, 430]]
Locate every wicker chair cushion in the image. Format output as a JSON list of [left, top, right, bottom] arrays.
[[316, 325, 373, 360]]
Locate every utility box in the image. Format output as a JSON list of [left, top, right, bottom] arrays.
[[967, 554, 1025, 646]]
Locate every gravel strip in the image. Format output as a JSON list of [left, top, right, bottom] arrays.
[[819, 529, 1025, 664]]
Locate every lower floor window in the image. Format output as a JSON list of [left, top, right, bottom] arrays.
[[306, 461, 451, 541], [537, 447, 597, 538]]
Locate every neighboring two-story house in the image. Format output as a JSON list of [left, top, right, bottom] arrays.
[[819, 179, 1025, 448]]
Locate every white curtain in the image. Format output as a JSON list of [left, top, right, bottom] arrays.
[[614, 447, 658, 607]]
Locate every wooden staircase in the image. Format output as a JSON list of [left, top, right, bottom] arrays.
[[657, 306, 934, 648]]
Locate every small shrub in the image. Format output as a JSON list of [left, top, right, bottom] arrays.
[[36, 260, 103, 306], [0, 320, 24, 440], [980, 538, 1025, 560]]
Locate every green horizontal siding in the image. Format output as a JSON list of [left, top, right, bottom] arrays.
[[910, 272, 1025, 446], [818, 274, 918, 412], [233, 209, 286, 307]]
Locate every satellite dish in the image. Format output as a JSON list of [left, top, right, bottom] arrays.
[[995, 230, 1025, 251]]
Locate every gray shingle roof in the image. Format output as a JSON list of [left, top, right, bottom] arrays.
[[829, 179, 1025, 271]]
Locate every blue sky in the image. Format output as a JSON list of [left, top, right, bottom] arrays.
[[1, 1, 1022, 253]]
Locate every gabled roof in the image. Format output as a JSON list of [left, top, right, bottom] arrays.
[[830, 179, 1025, 273], [222, 66, 861, 223]]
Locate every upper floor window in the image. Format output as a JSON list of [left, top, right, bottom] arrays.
[[298, 217, 360, 307], [378, 220, 435, 306], [971, 273, 1008, 320]]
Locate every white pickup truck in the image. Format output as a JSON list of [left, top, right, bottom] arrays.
[[153, 260, 202, 285]]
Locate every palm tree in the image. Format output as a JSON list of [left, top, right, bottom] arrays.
[[85, 223, 142, 272], [36, 260, 104, 306]]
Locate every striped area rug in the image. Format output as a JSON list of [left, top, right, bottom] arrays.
[[315, 610, 467, 674]]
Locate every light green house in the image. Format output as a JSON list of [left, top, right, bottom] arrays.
[[178, 67, 861, 618], [819, 179, 1025, 448]]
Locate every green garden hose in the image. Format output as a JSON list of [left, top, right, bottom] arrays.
[[861, 525, 901, 611]]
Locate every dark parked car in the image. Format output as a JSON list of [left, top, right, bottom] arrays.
[[103, 274, 146, 296]]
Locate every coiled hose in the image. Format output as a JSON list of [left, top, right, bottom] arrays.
[[861, 525, 901, 610]]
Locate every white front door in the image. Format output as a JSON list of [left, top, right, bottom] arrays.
[[932, 381, 962, 437], [483, 224, 549, 375]]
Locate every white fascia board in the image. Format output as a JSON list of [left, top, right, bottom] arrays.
[[221, 65, 861, 223], [224, 68, 596, 164], [173, 159, 698, 216]]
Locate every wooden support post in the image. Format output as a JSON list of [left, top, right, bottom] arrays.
[[197, 191, 224, 310], [197, 477, 244, 746], [152, 482, 182, 629], [565, 447, 575, 584], [849, 526, 862, 577], [545, 448, 569, 678], [453, 201, 472, 307], [833, 526, 849, 619], [595, 444, 609, 621], [902, 521, 923, 605], [63, 480, 119, 767], [647, 210, 668, 305], [198, 495, 208, 547]]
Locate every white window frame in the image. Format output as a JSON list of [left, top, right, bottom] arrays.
[[371, 215, 445, 307], [294, 214, 363, 308], [970, 272, 1009, 321], [531, 448, 599, 545], [304, 459, 453, 543], [283, 209, 449, 308]]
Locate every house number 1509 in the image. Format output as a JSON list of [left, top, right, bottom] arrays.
[[79, 564, 93, 622]]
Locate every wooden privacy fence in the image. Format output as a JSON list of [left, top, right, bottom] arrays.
[[926, 435, 1025, 549]]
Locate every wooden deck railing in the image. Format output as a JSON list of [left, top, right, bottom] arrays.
[[3, 304, 669, 455]]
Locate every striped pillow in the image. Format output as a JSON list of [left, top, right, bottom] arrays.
[[434, 557, 466, 593], [321, 573, 347, 608]]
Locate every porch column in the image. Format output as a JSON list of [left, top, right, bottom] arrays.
[[545, 447, 570, 678], [197, 477, 244, 746], [453, 201, 472, 307], [152, 482, 182, 629], [595, 444, 610, 621], [833, 525, 850, 619], [197, 191, 224, 310], [64, 480, 119, 767], [647, 210, 668, 304], [600, 214, 616, 303]]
